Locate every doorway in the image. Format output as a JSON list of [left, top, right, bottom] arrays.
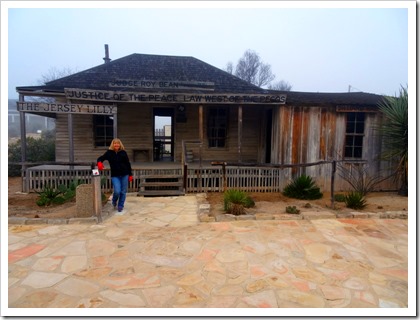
[[153, 108, 174, 162]]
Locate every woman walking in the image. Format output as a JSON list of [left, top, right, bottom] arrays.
[[97, 138, 133, 213]]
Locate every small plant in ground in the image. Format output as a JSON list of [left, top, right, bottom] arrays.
[[36, 180, 83, 207], [285, 205, 300, 214], [283, 174, 323, 200], [223, 189, 255, 215], [36, 184, 62, 206], [334, 193, 346, 202], [344, 191, 367, 210]]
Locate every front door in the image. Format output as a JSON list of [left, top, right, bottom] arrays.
[[153, 108, 174, 162]]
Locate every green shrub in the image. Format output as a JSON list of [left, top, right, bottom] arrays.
[[36, 184, 62, 206], [223, 189, 255, 215], [344, 191, 367, 210], [283, 174, 323, 200], [8, 130, 56, 177], [285, 205, 300, 214], [334, 193, 346, 202], [36, 179, 82, 207]]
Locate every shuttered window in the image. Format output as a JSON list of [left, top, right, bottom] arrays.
[[208, 107, 228, 148], [93, 115, 114, 147], [344, 112, 365, 158]]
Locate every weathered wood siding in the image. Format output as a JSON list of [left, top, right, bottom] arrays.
[[271, 106, 395, 191], [56, 103, 263, 164]]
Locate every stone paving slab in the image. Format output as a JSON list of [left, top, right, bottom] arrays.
[[6, 194, 412, 317]]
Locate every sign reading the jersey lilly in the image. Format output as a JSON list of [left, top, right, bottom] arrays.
[[17, 102, 117, 114], [64, 88, 287, 104]]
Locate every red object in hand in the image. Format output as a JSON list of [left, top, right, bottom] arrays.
[[97, 162, 104, 170], [129, 176, 133, 182]]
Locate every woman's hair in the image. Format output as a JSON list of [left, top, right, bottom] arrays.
[[108, 138, 125, 151]]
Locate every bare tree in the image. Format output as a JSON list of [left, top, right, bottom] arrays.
[[225, 62, 234, 74], [232, 49, 275, 88], [37, 67, 77, 85], [268, 80, 293, 91]]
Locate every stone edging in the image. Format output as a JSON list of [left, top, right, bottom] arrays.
[[8, 204, 115, 225], [197, 204, 408, 222], [8, 202, 407, 225]]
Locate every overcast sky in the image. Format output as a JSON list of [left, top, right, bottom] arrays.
[[3, 1, 413, 100]]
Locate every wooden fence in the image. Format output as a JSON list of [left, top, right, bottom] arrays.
[[22, 161, 335, 194]]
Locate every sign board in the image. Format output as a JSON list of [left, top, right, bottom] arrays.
[[109, 79, 215, 91], [17, 102, 117, 114], [65, 88, 287, 105]]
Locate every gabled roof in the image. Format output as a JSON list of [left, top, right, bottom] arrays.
[[17, 53, 265, 95]]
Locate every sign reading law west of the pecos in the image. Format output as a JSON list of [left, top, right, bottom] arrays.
[[17, 78, 286, 114], [64, 88, 287, 104]]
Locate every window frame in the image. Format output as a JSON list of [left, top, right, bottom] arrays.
[[93, 115, 114, 147], [344, 112, 365, 159], [207, 106, 229, 149]]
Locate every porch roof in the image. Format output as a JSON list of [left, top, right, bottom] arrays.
[[269, 90, 385, 107]]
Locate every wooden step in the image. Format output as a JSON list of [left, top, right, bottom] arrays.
[[138, 174, 185, 197], [140, 181, 184, 187], [137, 189, 185, 197], [141, 175, 182, 180]]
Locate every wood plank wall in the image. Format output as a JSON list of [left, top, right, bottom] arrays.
[[271, 105, 395, 191]]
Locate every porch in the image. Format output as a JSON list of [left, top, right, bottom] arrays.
[[21, 160, 336, 195]]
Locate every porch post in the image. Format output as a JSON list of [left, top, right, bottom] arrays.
[[68, 113, 74, 168], [113, 108, 118, 138], [18, 94, 28, 192], [238, 105, 243, 163], [199, 105, 204, 160], [198, 105, 203, 141]]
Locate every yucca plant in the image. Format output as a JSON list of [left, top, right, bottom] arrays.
[[36, 184, 62, 206], [283, 174, 323, 200], [344, 191, 367, 210], [223, 189, 255, 215], [376, 86, 408, 196]]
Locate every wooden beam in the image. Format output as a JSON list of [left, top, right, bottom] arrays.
[[113, 111, 118, 138], [238, 105, 243, 163], [199, 105, 203, 141], [68, 113, 74, 167], [18, 95, 28, 192]]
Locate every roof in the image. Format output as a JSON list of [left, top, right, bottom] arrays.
[[17, 53, 265, 95], [16, 52, 385, 108], [268, 90, 384, 107]]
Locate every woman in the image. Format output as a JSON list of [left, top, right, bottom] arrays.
[[97, 138, 133, 213]]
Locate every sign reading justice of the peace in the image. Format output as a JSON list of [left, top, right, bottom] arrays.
[[17, 102, 117, 114], [65, 88, 287, 104], [109, 79, 215, 91]]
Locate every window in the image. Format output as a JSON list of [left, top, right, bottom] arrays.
[[208, 107, 228, 148], [344, 112, 365, 158], [93, 115, 114, 147]]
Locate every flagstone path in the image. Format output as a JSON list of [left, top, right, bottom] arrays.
[[7, 194, 409, 315]]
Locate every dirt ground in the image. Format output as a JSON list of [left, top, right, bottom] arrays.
[[8, 177, 408, 219]]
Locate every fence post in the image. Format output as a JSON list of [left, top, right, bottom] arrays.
[[330, 160, 336, 209], [91, 163, 102, 223]]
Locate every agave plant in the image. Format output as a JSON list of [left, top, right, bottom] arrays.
[[344, 191, 367, 210], [283, 174, 323, 200], [223, 189, 255, 215], [376, 86, 408, 196]]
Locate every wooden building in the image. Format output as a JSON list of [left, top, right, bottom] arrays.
[[16, 48, 394, 194]]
